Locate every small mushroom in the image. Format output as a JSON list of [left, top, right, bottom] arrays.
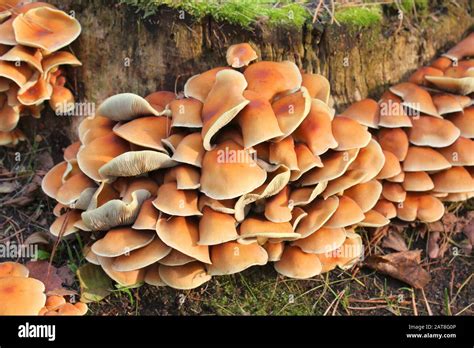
[[207, 241, 268, 275], [226, 43, 257, 68], [274, 245, 322, 279], [244, 60, 302, 101]]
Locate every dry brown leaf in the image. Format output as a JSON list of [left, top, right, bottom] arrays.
[[381, 229, 408, 252], [364, 250, 431, 289], [0, 181, 18, 194]]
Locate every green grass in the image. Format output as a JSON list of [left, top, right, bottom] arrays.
[[120, 0, 311, 29], [334, 6, 383, 28]]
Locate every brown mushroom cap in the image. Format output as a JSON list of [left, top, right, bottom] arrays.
[[347, 139, 385, 183], [301, 73, 331, 104], [13, 7, 81, 53], [339, 98, 379, 128], [144, 265, 166, 287], [431, 167, 474, 193], [91, 228, 155, 257], [0, 18, 17, 45], [0, 45, 43, 72], [389, 82, 440, 117], [274, 245, 322, 279], [159, 262, 211, 290], [402, 171, 434, 192], [42, 50, 81, 76], [184, 67, 230, 102], [373, 199, 397, 219], [153, 182, 201, 217], [198, 206, 239, 246], [198, 195, 236, 215], [292, 227, 346, 254], [97, 255, 145, 287], [244, 60, 302, 101], [321, 169, 366, 199], [397, 194, 444, 223], [299, 148, 359, 186], [293, 98, 337, 155], [271, 87, 311, 139], [319, 231, 363, 270], [113, 116, 170, 152], [201, 69, 249, 150], [377, 91, 412, 128], [158, 249, 196, 266], [444, 32, 474, 60], [264, 186, 292, 223], [263, 241, 285, 262], [169, 97, 203, 128], [112, 238, 171, 272], [432, 93, 471, 115], [0, 277, 46, 315], [377, 128, 409, 161], [144, 90, 175, 113], [236, 90, 283, 148], [207, 241, 268, 275], [269, 136, 298, 170], [239, 215, 298, 241], [448, 107, 474, 138], [343, 180, 383, 212], [437, 137, 474, 166], [172, 132, 205, 167], [132, 198, 160, 230], [156, 216, 211, 264], [49, 210, 83, 237], [403, 146, 451, 172], [376, 150, 402, 180], [18, 72, 53, 105], [200, 139, 267, 200], [408, 116, 460, 148], [0, 60, 33, 87], [332, 116, 371, 151], [226, 43, 257, 68], [382, 182, 407, 203], [0, 261, 29, 278], [324, 196, 365, 228], [41, 161, 67, 199], [77, 132, 130, 181], [295, 196, 339, 238], [290, 143, 323, 181], [408, 66, 444, 86]]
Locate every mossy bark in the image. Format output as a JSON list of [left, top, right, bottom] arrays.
[[46, 0, 473, 141]]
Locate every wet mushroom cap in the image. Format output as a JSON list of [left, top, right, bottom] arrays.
[[0, 277, 46, 315], [274, 245, 322, 279]]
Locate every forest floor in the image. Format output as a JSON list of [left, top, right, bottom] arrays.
[[0, 127, 472, 316]]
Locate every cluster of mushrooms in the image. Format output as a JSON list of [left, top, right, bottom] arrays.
[[0, 0, 81, 145], [39, 38, 473, 291], [0, 261, 87, 315]]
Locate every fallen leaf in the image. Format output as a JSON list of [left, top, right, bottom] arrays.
[[381, 229, 408, 252], [427, 231, 441, 259], [364, 250, 431, 289], [26, 261, 65, 292], [77, 263, 112, 303], [0, 181, 18, 194], [56, 265, 75, 287]]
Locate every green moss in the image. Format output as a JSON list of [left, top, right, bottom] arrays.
[[120, 0, 311, 29], [334, 6, 382, 28], [393, 0, 429, 15]]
